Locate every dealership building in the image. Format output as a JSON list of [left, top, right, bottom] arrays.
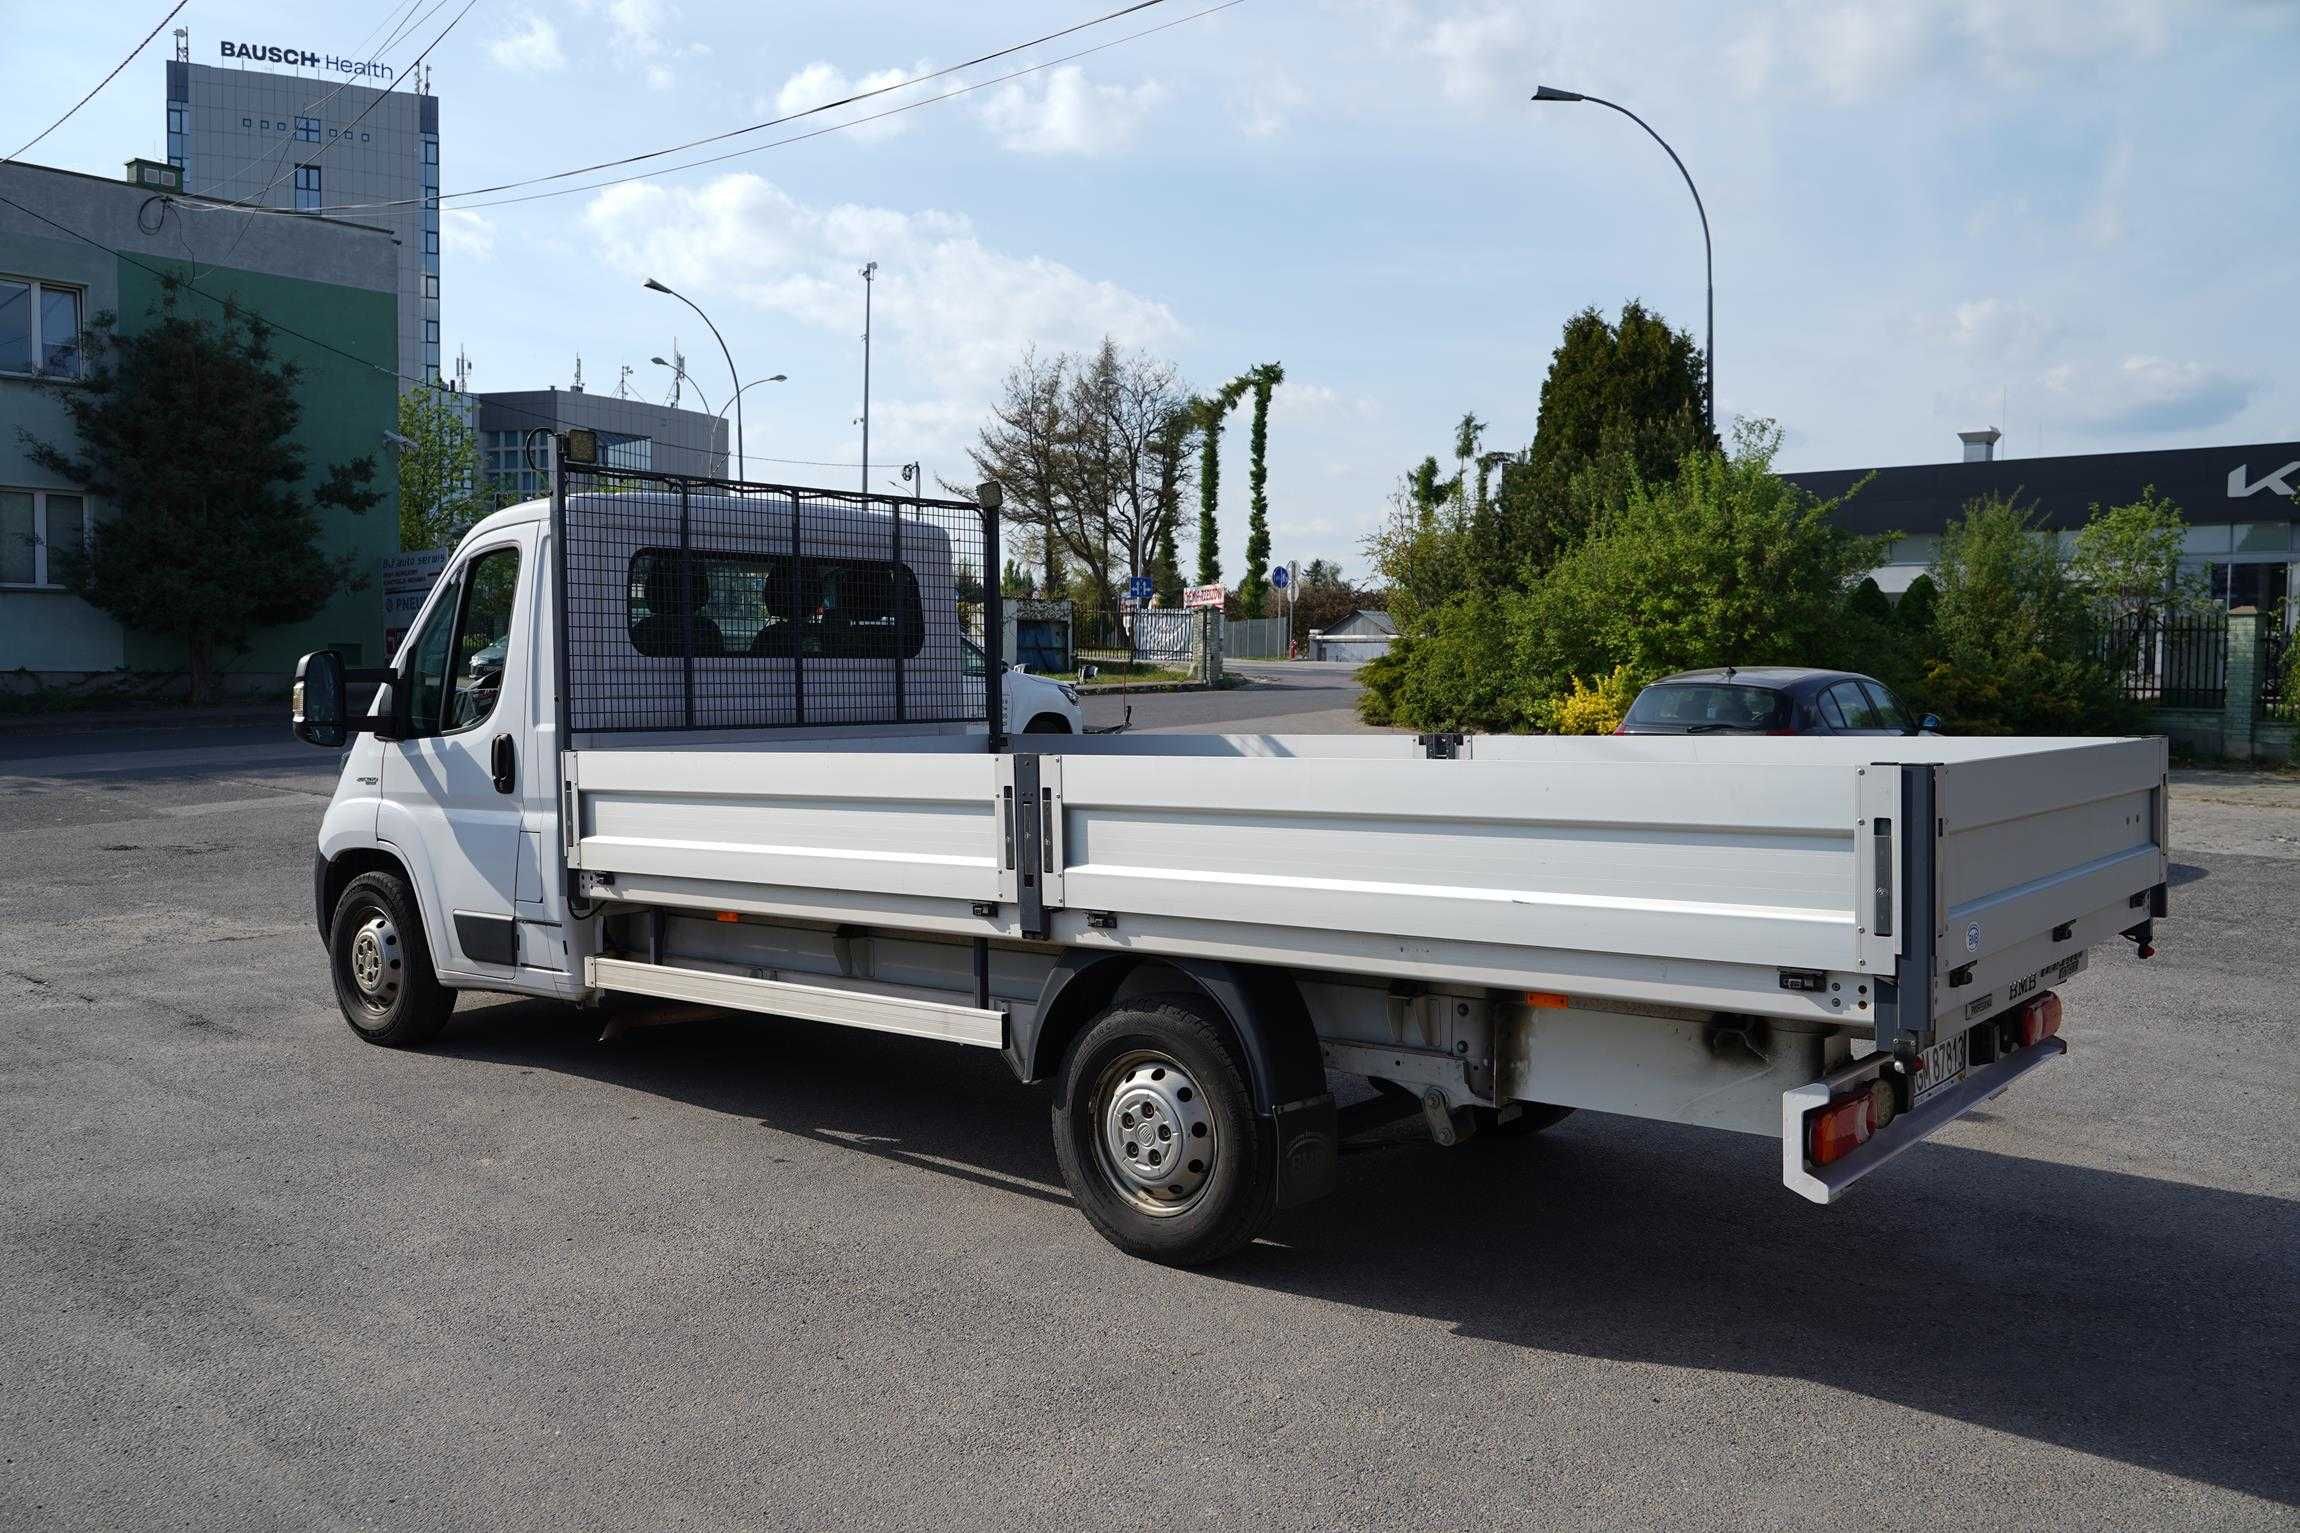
[[165, 30, 439, 387], [1789, 432, 2300, 624]]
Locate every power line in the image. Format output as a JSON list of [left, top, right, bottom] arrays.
[[278, 0, 1241, 219], [5, 1, 189, 165], [191, 0, 1181, 218], [187, 0, 449, 200]]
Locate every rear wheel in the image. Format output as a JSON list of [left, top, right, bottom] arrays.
[[329, 870, 456, 1048], [1052, 995, 1276, 1266]]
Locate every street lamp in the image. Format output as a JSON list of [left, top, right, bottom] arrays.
[[858, 261, 877, 494], [1532, 85, 1715, 435], [643, 277, 746, 478], [649, 355, 713, 415], [718, 374, 788, 421]]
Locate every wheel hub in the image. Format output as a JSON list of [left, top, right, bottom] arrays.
[[348, 911, 403, 1008], [1095, 1051, 1216, 1215]]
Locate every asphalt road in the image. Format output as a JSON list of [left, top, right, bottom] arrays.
[[2, 675, 2295, 1530]]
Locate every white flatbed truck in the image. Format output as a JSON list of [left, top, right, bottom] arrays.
[[290, 446, 2169, 1264]]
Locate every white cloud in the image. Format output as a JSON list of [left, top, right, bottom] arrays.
[[2044, 355, 2255, 436], [488, 12, 565, 73], [976, 67, 1165, 155], [582, 174, 1181, 462], [772, 60, 928, 142], [1239, 73, 1307, 138], [605, 0, 694, 89], [441, 208, 496, 260], [1420, 5, 1530, 104], [2085, 137, 2134, 246], [1729, 0, 2174, 102], [1929, 297, 2056, 363]]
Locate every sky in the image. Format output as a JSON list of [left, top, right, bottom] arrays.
[[9, 0, 2300, 581]]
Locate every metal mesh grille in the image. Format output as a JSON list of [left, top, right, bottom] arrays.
[[558, 464, 991, 733]]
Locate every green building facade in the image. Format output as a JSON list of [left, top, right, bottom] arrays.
[[1, 160, 401, 690]]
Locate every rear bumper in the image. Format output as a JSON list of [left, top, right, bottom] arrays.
[[1780, 1036, 2066, 1204]]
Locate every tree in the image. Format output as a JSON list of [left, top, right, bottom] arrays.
[[1192, 379, 1248, 587], [1489, 300, 1712, 575], [25, 296, 380, 701], [396, 385, 483, 550], [1150, 405, 1193, 606], [1236, 361, 1283, 617], [968, 338, 1192, 636], [1453, 412, 1486, 511], [1917, 493, 2129, 735], [2069, 484, 2203, 619]]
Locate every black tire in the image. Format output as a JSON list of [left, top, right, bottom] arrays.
[[1473, 1102, 1575, 1139], [328, 870, 456, 1048], [1023, 714, 1072, 734], [1052, 994, 1277, 1266]]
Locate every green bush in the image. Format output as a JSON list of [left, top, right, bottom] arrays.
[[1909, 494, 2134, 735]]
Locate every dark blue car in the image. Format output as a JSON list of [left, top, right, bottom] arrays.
[[1617, 667, 1939, 736]]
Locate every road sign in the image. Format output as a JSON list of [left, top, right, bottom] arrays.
[[1182, 583, 1225, 610], [1270, 565, 1290, 590], [1128, 574, 1154, 602]]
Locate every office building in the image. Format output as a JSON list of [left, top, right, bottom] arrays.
[[474, 386, 730, 502], [1, 159, 401, 684], [166, 29, 438, 386]]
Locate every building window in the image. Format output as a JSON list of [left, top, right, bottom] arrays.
[[294, 164, 322, 212], [424, 319, 440, 344], [167, 107, 185, 133], [242, 116, 253, 127], [423, 275, 439, 300], [360, 132, 370, 142], [423, 138, 438, 164], [295, 115, 321, 141], [423, 229, 439, 255], [0, 489, 90, 588], [0, 277, 84, 378]]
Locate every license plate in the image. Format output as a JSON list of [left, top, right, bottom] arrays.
[[1911, 1031, 1969, 1109]]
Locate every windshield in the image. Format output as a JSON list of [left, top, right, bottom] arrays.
[[1625, 683, 1786, 730]]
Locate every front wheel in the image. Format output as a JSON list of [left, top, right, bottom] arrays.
[[1051, 995, 1277, 1266], [329, 870, 456, 1047]]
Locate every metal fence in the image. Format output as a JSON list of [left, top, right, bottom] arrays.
[[556, 462, 992, 733], [2098, 610, 2229, 709], [1223, 616, 1289, 660]]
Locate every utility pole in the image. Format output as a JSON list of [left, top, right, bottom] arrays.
[[859, 261, 878, 494]]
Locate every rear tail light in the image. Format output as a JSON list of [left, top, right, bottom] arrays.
[[1808, 1078, 1895, 1167], [1765, 728, 1796, 736], [2018, 991, 2063, 1047], [1611, 722, 1628, 734]]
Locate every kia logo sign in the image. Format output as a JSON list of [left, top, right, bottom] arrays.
[[2229, 462, 2300, 498]]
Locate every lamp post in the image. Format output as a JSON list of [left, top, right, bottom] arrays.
[[649, 355, 712, 415], [718, 374, 787, 421], [1532, 85, 1715, 435], [858, 261, 877, 494], [643, 278, 745, 478]]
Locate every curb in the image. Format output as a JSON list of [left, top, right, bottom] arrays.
[[0, 703, 281, 737]]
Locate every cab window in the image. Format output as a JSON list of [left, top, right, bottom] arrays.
[[403, 546, 520, 735]]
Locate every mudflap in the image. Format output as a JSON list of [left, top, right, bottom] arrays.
[[1270, 1093, 1339, 1209]]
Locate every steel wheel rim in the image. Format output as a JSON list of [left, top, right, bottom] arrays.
[[347, 908, 403, 1013], [1091, 1049, 1216, 1217]]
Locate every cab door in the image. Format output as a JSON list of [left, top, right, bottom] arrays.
[[381, 534, 531, 975]]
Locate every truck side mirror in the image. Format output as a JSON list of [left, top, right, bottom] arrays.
[[292, 650, 348, 748]]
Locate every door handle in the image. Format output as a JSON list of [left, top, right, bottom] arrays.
[[490, 733, 516, 795]]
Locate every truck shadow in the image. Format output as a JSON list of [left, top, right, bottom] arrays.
[[437, 994, 2297, 1508]]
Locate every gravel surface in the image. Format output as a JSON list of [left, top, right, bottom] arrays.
[[2, 686, 2293, 1530]]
